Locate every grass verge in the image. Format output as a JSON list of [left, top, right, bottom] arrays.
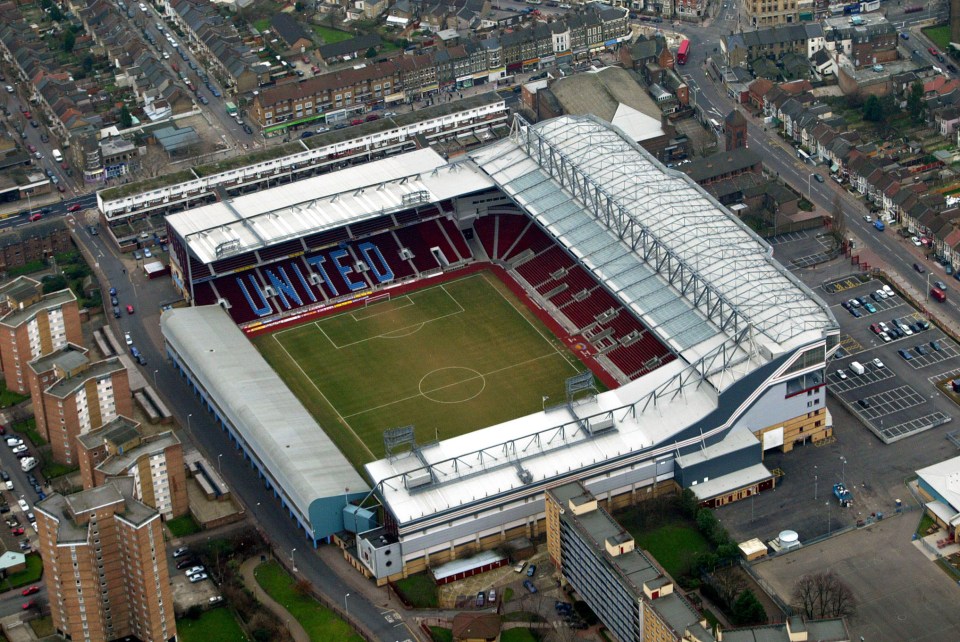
[[177, 607, 249, 642], [429, 626, 453, 642], [2, 553, 43, 590], [394, 573, 438, 608], [502, 629, 539, 642], [166, 515, 201, 537], [254, 560, 363, 641]]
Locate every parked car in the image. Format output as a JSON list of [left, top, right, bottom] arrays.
[[835, 369, 847, 380], [176, 557, 199, 569], [523, 579, 537, 593], [526, 564, 536, 577], [898, 348, 913, 360], [915, 345, 928, 356], [475, 592, 485, 607], [6, 437, 22, 447], [872, 358, 885, 369], [189, 572, 208, 583], [184, 566, 204, 576], [931, 340, 942, 352], [12, 445, 27, 454], [173, 546, 190, 558], [143, 248, 153, 258]]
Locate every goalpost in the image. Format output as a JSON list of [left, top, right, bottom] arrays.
[[364, 292, 391, 307]]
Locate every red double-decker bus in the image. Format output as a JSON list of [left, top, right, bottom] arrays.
[[677, 39, 690, 65]]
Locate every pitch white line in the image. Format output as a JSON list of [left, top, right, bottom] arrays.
[[342, 352, 566, 419], [480, 273, 581, 374], [271, 333, 375, 460]]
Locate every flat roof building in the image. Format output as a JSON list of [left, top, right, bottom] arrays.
[[0, 277, 82, 394], [36, 478, 176, 642]]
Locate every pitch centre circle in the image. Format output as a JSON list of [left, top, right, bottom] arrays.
[[418, 367, 486, 404]]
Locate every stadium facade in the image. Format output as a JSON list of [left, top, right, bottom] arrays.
[[158, 114, 838, 576]]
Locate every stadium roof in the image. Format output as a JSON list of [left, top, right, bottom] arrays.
[[470, 115, 837, 372], [161, 306, 369, 533], [166, 148, 494, 264]]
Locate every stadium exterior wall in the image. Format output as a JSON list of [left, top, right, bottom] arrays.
[[378, 350, 828, 578]]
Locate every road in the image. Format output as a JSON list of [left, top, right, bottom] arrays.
[[41, 224, 416, 640]]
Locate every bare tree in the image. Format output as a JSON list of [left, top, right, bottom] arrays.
[[137, 144, 168, 179], [831, 191, 846, 240], [792, 571, 857, 619], [710, 567, 747, 608]]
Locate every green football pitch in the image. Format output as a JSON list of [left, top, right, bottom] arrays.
[[252, 272, 585, 469]]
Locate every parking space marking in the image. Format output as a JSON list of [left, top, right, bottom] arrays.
[[855, 385, 926, 420], [767, 230, 809, 245], [828, 365, 892, 391], [877, 412, 952, 442], [838, 334, 862, 355], [791, 252, 835, 269], [903, 343, 958, 368], [823, 275, 870, 294], [928, 366, 960, 385]]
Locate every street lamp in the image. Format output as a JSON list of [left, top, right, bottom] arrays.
[[187, 413, 192, 431], [807, 172, 816, 199], [291, 548, 297, 573], [925, 271, 932, 303], [840, 456, 847, 485], [153, 369, 158, 388], [217, 453, 223, 478], [814, 465, 818, 501], [344, 593, 350, 618]]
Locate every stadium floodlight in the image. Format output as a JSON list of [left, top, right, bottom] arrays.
[[383, 425, 417, 458]]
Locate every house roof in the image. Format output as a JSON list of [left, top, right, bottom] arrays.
[[451, 613, 502, 639], [319, 33, 382, 59], [270, 13, 312, 48]]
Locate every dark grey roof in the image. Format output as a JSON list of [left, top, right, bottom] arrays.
[[270, 13, 312, 47], [319, 33, 382, 59]]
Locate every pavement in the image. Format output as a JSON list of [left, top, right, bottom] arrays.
[[239, 557, 310, 642]]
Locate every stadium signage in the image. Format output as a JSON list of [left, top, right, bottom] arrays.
[[236, 241, 395, 317]]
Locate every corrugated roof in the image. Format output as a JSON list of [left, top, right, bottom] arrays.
[[161, 305, 369, 538]]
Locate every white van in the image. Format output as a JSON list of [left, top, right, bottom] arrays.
[[52, 149, 63, 163], [849, 361, 865, 375]]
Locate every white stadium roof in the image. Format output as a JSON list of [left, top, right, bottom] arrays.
[[471, 116, 836, 382], [166, 148, 494, 265], [161, 306, 370, 530], [365, 116, 837, 526]]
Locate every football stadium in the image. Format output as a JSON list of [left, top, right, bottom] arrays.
[[160, 114, 839, 582]]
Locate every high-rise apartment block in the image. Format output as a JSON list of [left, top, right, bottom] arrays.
[[77, 417, 188, 520], [27, 344, 131, 466], [0, 276, 81, 394], [36, 478, 177, 642]]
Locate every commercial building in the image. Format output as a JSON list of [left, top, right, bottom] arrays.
[[27, 345, 132, 466], [0, 276, 82, 395], [745, 0, 799, 27], [36, 478, 176, 642], [77, 417, 188, 520]]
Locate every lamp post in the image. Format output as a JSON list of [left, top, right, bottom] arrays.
[[186, 413, 192, 432], [808, 172, 815, 199], [840, 456, 847, 485], [344, 593, 350, 618], [153, 369, 158, 387], [217, 453, 223, 478], [925, 271, 932, 302], [291, 548, 297, 573], [814, 465, 818, 501]]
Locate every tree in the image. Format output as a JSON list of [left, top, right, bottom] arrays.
[[863, 94, 883, 122], [295, 0, 305, 10], [831, 191, 845, 240], [792, 571, 858, 619], [119, 105, 132, 128], [908, 80, 925, 123], [61, 30, 75, 53], [731, 589, 767, 626], [710, 567, 747, 608], [678, 488, 699, 518], [365, 46, 378, 59]]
